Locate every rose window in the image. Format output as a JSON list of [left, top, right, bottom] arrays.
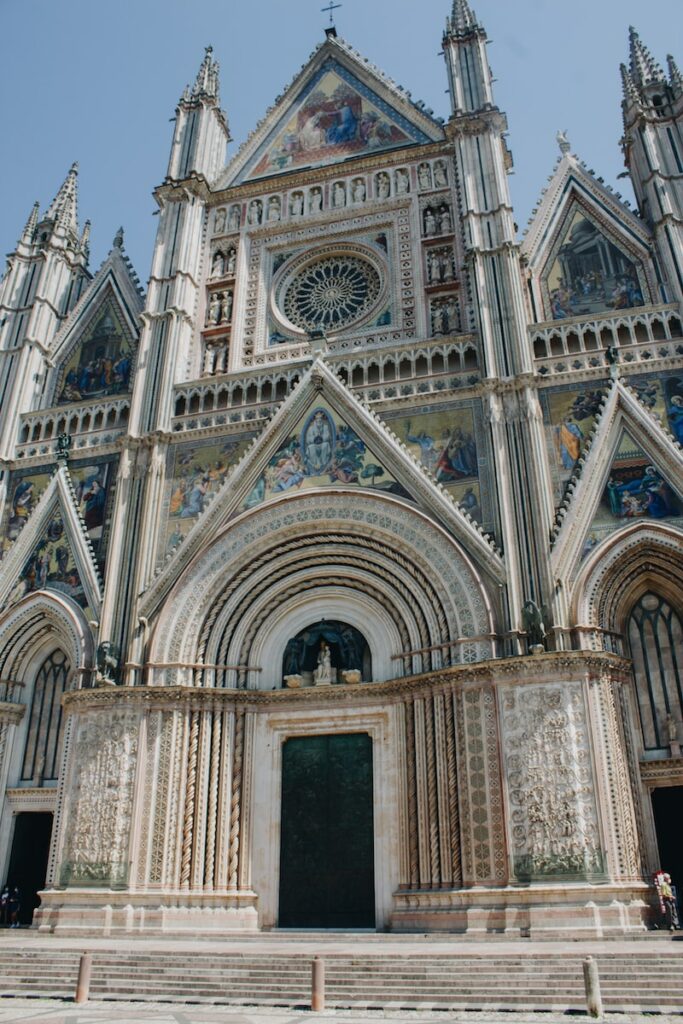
[[282, 256, 381, 332]]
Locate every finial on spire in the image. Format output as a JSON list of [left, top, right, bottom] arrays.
[[447, 0, 478, 35], [628, 26, 665, 88], [113, 226, 124, 249], [79, 219, 91, 256], [20, 201, 40, 245], [620, 62, 640, 107], [191, 45, 220, 101], [556, 130, 571, 156]]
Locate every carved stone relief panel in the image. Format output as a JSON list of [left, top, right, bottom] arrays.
[[59, 708, 140, 887], [499, 682, 604, 881]]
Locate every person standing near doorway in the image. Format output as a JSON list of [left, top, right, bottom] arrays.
[[654, 870, 681, 930], [8, 885, 21, 928]]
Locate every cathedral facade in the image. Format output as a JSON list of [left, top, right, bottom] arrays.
[[0, 1, 682, 936]]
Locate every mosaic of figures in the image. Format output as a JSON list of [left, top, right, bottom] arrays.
[[243, 63, 429, 181], [243, 403, 408, 511], [544, 373, 683, 503], [1, 459, 116, 564], [56, 302, 135, 404], [159, 435, 253, 559], [384, 405, 485, 525], [584, 431, 683, 558], [9, 520, 89, 612], [546, 211, 646, 320]]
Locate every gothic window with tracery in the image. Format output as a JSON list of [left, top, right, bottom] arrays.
[[628, 593, 683, 750], [21, 649, 69, 785]]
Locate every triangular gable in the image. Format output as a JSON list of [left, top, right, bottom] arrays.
[[141, 358, 504, 617], [0, 466, 102, 616], [46, 245, 143, 407], [551, 379, 683, 583], [522, 151, 656, 322], [218, 37, 443, 188]]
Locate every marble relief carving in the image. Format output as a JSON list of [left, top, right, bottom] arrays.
[[500, 683, 603, 880], [60, 709, 140, 887]]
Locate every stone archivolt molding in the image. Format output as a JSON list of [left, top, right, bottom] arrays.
[[0, 589, 94, 683], [573, 521, 683, 645], [148, 491, 495, 684]]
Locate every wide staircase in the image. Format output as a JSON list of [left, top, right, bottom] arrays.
[[1, 942, 683, 1011]]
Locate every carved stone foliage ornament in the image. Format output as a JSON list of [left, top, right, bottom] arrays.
[[500, 683, 603, 881], [60, 709, 139, 887]]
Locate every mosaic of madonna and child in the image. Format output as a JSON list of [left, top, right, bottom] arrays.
[[243, 404, 410, 510]]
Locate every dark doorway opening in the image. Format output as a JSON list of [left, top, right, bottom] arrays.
[[652, 786, 683, 917], [279, 733, 375, 929], [5, 812, 53, 925]]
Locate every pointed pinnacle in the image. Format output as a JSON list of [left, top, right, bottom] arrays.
[[447, 0, 478, 36], [79, 219, 91, 254], [20, 201, 40, 244], [46, 162, 79, 235], [192, 44, 220, 101], [629, 26, 665, 87], [620, 62, 640, 106], [668, 54, 683, 94]]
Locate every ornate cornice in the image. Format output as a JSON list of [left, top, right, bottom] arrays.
[[63, 651, 630, 713], [640, 757, 683, 785]]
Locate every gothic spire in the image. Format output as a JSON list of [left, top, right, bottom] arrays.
[[79, 219, 91, 257], [190, 45, 220, 102], [446, 0, 479, 36], [628, 26, 665, 88], [45, 162, 79, 235]]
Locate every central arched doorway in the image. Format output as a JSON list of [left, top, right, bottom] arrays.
[[278, 732, 375, 928]]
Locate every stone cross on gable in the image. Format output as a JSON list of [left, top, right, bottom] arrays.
[[321, 1, 342, 25]]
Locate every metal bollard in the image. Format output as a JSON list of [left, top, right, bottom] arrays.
[[311, 956, 325, 1012], [74, 952, 92, 1004], [583, 956, 603, 1019]]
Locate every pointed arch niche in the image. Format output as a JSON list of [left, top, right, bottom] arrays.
[[573, 522, 683, 750]]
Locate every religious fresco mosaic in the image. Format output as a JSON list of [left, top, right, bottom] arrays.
[[158, 434, 254, 560], [241, 61, 431, 182], [546, 211, 646, 320], [243, 402, 410, 512], [383, 405, 485, 525], [543, 373, 683, 503], [56, 299, 135, 404], [6, 518, 91, 613], [583, 431, 683, 558], [1, 458, 117, 571]]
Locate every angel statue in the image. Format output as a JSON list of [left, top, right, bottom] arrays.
[[522, 600, 547, 651], [96, 641, 120, 685]]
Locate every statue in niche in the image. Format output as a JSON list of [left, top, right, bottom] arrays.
[[376, 172, 390, 199], [352, 178, 366, 203], [222, 291, 233, 323], [282, 620, 369, 687], [309, 187, 323, 213], [226, 248, 236, 276], [424, 207, 436, 235], [418, 163, 432, 190], [211, 251, 225, 278], [313, 641, 334, 685], [227, 205, 241, 232], [333, 182, 346, 208], [208, 292, 222, 325], [214, 208, 226, 234], [440, 205, 452, 234], [395, 168, 410, 194], [290, 192, 304, 216], [248, 199, 262, 225], [433, 161, 448, 188], [267, 196, 281, 222]]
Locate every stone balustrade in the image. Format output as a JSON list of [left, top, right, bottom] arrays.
[[16, 398, 130, 460]]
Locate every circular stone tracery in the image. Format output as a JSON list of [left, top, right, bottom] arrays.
[[282, 256, 381, 332]]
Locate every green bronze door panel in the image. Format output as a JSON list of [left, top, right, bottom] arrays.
[[279, 733, 375, 928]]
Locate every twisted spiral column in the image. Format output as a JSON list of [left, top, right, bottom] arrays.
[[425, 695, 440, 886], [204, 709, 222, 890], [180, 710, 199, 889], [228, 707, 245, 890], [444, 687, 462, 886], [404, 699, 419, 887]]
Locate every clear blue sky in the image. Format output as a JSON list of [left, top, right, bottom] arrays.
[[0, 0, 680, 280]]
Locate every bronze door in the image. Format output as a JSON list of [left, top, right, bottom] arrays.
[[279, 733, 375, 928]]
